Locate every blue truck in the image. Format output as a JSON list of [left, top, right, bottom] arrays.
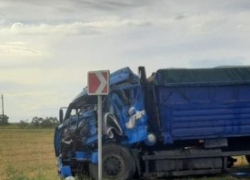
[[54, 66, 250, 179]]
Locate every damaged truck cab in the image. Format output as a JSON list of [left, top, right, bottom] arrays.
[[54, 67, 148, 179]]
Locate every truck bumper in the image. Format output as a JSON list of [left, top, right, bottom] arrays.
[[57, 156, 73, 178]]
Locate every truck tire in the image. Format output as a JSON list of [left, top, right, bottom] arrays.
[[89, 144, 136, 180]]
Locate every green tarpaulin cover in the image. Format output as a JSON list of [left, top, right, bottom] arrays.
[[153, 66, 250, 86]]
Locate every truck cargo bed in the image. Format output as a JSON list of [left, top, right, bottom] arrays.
[[148, 67, 250, 144]]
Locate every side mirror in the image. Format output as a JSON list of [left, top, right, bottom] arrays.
[[59, 108, 64, 123]]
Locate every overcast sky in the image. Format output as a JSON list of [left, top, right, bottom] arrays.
[[1, 0, 250, 122]]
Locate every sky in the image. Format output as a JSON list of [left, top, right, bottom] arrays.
[[1, 0, 250, 122]]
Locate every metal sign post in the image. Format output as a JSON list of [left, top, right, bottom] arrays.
[[97, 95, 102, 180], [87, 70, 110, 180]]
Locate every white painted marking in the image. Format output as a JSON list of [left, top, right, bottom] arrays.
[[96, 72, 107, 94]]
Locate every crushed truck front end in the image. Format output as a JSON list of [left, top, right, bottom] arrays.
[[54, 67, 148, 179], [54, 90, 99, 177]]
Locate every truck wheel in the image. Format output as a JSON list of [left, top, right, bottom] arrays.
[[89, 144, 136, 180]]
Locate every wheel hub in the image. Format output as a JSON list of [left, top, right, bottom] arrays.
[[103, 155, 123, 176]]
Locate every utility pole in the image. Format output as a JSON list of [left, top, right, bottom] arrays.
[[1, 94, 4, 116]]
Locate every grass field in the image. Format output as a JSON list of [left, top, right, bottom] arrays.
[[0, 128, 59, 180], [1, 128, 250, 180]]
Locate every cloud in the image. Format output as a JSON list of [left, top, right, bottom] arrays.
[[189, 58, 245, 68], [0, 42, 49, 65], [72, 0, 154, 11], [0, 19, 151, 36], [0, 22, 98, 35], [0, 0, 155, 22], [0, 42, 48, 57]]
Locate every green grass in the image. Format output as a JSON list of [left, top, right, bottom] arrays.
[[0, 128, 250, 180], [0, 128, 59, 180]]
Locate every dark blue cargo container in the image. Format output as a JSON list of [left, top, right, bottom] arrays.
[[149, 67, 250, 144]]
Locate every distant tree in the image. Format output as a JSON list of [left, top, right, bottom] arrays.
[[0, 114, 9, 126], [30, 116, 59, 128], [49, 117, 59, 127], [40, 117, 59, 128], [31, 116, 43, 127], [18, 120, 29, 128]]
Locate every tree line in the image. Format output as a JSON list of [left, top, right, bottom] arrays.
[[0, 114, 59, 128], [19, 116, 59, 128], [0, 114, 9, 126]]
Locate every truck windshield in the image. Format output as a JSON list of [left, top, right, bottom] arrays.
[[65, 103, 96, 120]]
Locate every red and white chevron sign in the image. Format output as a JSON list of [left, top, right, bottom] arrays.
[[87, 70, 110, 95]]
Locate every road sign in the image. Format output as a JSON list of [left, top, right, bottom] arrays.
[[88, 70, 110, 95], [87, 70, 110, 180]]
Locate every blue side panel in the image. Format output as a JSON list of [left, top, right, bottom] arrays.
[[109, 84, 148, 144], [155, 84, 250, 144]]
